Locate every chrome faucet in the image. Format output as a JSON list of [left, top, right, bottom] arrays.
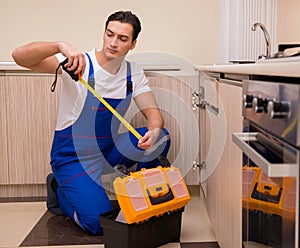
[[251, 22, 271, 59]]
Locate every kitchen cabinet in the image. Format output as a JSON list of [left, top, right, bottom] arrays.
[[5, 74, 59, 184], [128, 74, 200, 184], [197, 60, 300, 248], [0, 74, 9, 184], [199, 74, 243, 248], [0, 71, 60, 197]]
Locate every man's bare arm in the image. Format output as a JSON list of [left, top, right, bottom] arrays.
[[134, 91, 164, 149], [12, 41, 85, 75]]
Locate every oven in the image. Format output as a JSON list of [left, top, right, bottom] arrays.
[[233, 79, 300, 248]]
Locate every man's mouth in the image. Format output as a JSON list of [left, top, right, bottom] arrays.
[[107, 48, 118, 53]]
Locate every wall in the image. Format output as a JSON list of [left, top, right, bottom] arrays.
[[277, 0, 300, 47], [218, 0, 277, 63], [1, 0, 219, 65]]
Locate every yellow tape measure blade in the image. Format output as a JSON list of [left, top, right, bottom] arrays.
[[79, 78, 142, 140]]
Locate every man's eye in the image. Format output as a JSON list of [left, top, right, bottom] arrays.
[[120, 38, 128, 42]]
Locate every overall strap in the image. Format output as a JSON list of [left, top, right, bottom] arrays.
[[85, 54, 131, 95], [85, 53, 95, 89], [126, 61, 133, 96]]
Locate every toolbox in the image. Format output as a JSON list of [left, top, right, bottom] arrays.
[[242, 166, 296, 247], [100, 164, 190, 248], [242, 166, 296, 220], [113, 165, 190, 224]]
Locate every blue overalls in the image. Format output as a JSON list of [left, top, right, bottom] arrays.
[[50, 54, 170, 234]]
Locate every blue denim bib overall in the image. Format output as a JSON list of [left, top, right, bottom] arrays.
[[50, 54, 170, 234]]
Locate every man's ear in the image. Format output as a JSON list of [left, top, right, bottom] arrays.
[[130, 40, 137, 50]]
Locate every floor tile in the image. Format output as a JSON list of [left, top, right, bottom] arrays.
[[20, 211, 104, 247], [0, 186, 218, 248], [160, 243, 181, 248], [180, 242, 220, 247], [181, 187, 216, 242], [23, 246, 104, 248], [0, 202, 46, 248]]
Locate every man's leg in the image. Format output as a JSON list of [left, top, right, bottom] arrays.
[[46, 173, 63, 216], [52, 161, 113, 235]]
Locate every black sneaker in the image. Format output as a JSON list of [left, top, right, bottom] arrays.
[[46, 173, 63, 216], [113, 164, 130, 177]]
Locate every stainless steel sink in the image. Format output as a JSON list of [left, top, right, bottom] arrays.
[[256, 56, 300, 63], [256, 47, 300, 63]]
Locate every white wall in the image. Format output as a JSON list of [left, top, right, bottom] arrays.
[[218, 0, 277, 63], [1, 0, 219, 65]]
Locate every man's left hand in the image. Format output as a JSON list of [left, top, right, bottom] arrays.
[[138, 128, 161, 150]]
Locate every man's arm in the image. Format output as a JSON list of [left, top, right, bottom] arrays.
[[12, 41, 85, 75], [134, 91, 164, 150]]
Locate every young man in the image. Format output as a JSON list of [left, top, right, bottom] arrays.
[[12, 11, 170, 234]]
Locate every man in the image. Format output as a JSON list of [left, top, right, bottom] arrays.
[[12, 10, 170, 234]]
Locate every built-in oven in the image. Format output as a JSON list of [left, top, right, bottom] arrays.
[[233, 79, 300, 248]]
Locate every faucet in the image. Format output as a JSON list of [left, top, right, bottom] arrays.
[[251, 22, 271, 59]]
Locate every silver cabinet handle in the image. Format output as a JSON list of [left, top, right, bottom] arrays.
[[232, 132, 297, 177]]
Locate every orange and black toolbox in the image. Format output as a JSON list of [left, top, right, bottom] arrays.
[[242, 166, 296, 247], [100, 164, 191, 248]]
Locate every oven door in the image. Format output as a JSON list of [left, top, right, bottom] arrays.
[[233, 121, 299, 248]]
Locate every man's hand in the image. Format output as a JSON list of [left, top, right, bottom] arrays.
[[57, 42, 86, 76], [138, 128, 161, 150]]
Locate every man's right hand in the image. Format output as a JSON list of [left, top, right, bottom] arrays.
[[57, 41, 86, 76]]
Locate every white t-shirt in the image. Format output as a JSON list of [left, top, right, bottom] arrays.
[[55, 49, 151, 131]]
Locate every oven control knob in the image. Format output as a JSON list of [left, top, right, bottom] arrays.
[[267, 101, 291, 119], [252, 96, 265, 113], [243, 94, 257, 108]]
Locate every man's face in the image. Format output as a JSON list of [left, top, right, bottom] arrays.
[[102, 21, 137, 62]]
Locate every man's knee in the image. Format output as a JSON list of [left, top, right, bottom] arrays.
[[75, 211, 103, 235]]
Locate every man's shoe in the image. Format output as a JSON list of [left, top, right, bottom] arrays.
[[113, 164, 130, 177], [46, 173, 63, 216]]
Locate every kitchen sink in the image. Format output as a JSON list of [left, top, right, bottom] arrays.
[[256, 46, 300, 63], [256, 55, 300, 63]]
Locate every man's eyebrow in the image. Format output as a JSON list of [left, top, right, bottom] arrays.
[[106, 28, 130, 39]]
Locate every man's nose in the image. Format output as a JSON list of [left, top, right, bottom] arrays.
[[110, 36, 118, 47]]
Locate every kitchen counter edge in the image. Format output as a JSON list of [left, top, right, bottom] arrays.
[[196, 61, 300, 78]]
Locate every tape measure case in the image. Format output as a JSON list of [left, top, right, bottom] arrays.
[[113, 165, 191, 224]]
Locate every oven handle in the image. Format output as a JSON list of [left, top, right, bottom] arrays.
[[232, 132, 297, 177]]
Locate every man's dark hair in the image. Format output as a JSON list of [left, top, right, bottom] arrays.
[[105, 11, 142, 42]]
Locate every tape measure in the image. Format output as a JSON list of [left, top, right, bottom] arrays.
[[59, 59, 142, 140], [78, 77, 142, 140]]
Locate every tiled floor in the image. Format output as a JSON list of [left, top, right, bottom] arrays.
[[0, 186, 219, 248]]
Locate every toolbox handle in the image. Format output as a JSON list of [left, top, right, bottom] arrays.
[[251, 182, 282, 204], [147, 185, 174, 205]]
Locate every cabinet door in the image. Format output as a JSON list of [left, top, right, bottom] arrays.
[[203, 79, 243, 248], [199, 75, 227, 182], [0, 75, 9, 184], [126, 74, 200, 184], [6, 75, 60, 184]]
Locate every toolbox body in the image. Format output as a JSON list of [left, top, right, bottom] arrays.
[[113, 165, 190, 224], [100, 205, 184, 248]]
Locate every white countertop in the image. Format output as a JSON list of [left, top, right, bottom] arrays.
[[2, 60, 300, 78], [0, 62, 29, 71], [196, 58, 300, 78]]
